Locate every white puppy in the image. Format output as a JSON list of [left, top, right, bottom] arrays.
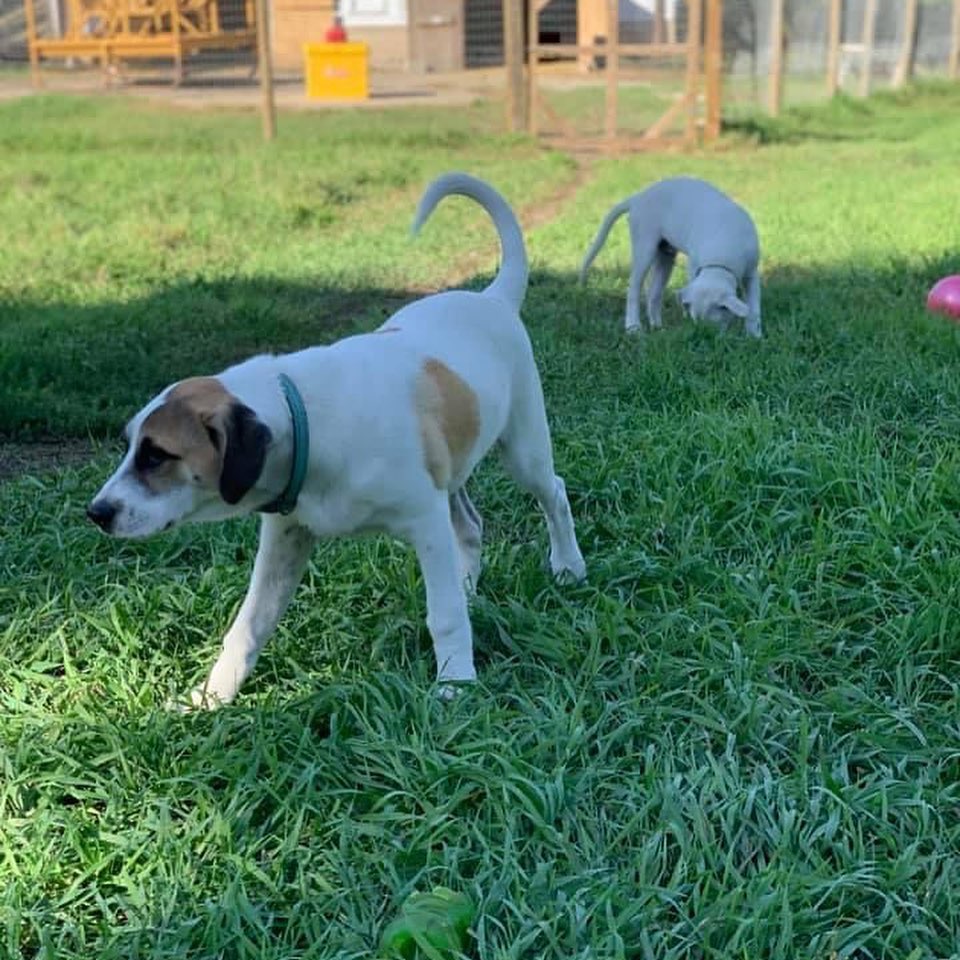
[[579, 176, 762, 337], [88, 173, 586, 708]]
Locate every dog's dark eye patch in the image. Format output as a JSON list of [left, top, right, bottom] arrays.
[[135, 438, 179, 472]]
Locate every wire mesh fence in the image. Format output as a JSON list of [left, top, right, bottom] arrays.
[[721, 0, 960, 120]]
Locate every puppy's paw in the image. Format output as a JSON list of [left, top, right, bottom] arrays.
[[434, 677, 476, 702], [551, 553, 587, 585], [165, 685, 225, 713]]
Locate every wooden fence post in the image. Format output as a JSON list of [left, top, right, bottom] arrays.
[[23, 0, 41, 87], [653, 0, 665, 43], [950, 0, 960, 78], [255, 0, 276, 141], [504, 0, 526, 132], [527, 0, 540, 135], [768, 0, 785, 116], [604, 0, 619, 146], [826, 0, 842, 95], [858, 0, 877, 97], [892, 0, 918, 88], [684, 0, 702, 142], [704, 0, 722, 141]]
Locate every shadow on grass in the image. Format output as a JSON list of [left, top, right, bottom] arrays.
[[0, 277, 423, 440], [4, 250, 960, 446], [6, 255, 960, 958]]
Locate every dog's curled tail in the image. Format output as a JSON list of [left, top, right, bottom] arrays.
[[578, 199, 631, 284], [412, 172, 528, 311]]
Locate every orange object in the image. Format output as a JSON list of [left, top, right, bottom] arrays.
[[304, 41, 369, 100]]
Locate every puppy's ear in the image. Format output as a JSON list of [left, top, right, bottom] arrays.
[[206, 402, 272, 505], [722, 294, 750, 319]]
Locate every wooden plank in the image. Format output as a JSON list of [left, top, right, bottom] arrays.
[[703, 0, 721, 140], [653, 0, 664, 43], [892, 0, 918, 88], [826, 0, 841, 95], [577, 0, 607, 72], [950, 0, 960, 79], [255, 0, 275, 141], [642, 93, 685, 140], [604, 0, 618, 143], [858, 0, 877, 97], [538, 95, 576, 137], [768, 0, 784, 116], [503, 0, 525, 132], [528, 41, 687, 58], [683, 0, 702, 143]]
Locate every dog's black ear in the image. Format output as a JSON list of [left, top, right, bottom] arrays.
[[212, 402, 272, 505]]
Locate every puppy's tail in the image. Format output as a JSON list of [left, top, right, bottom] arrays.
[[579, 199, 631, 284], [412, 172, 528, 311]]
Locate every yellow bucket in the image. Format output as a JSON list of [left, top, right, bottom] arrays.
[[304, 42, 370, 100]]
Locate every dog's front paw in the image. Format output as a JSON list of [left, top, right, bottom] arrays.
[[434, 677, 476, 702], [551, 552, 587, 585], [164, 685, 225, 713]]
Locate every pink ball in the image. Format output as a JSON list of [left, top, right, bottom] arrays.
[[927, 275, 960, 320]]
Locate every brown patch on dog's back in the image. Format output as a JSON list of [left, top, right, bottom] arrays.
[[415, 359, 480, 489]]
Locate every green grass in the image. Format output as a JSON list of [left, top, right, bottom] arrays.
[[3, 84, 960, 958]]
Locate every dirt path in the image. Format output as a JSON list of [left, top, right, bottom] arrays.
[[0, 439, 98, 483]]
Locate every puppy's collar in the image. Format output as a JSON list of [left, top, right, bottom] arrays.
[[259, 373, 309, 516], [696, 263, 738, 283]]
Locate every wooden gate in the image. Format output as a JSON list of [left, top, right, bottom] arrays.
[[521, 0, 723, 152]]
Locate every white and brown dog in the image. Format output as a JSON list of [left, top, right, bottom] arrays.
[[88, 173, 586, 708], [579, 176, 762, 337]]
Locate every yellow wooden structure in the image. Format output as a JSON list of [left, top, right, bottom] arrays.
[[24, 0, 257, 84]]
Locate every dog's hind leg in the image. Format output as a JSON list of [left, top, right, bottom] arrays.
[[180, 516, 316, 710], [625, 228, 660, 333], [645, 244, 677, 330], [407, 497, 477, 687], [744, 269, 762, 338], [450, 487, 483, 593], [499, 377, 586, 583]]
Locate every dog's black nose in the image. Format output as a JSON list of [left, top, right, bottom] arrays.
[[87, 500, 117, 531]]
